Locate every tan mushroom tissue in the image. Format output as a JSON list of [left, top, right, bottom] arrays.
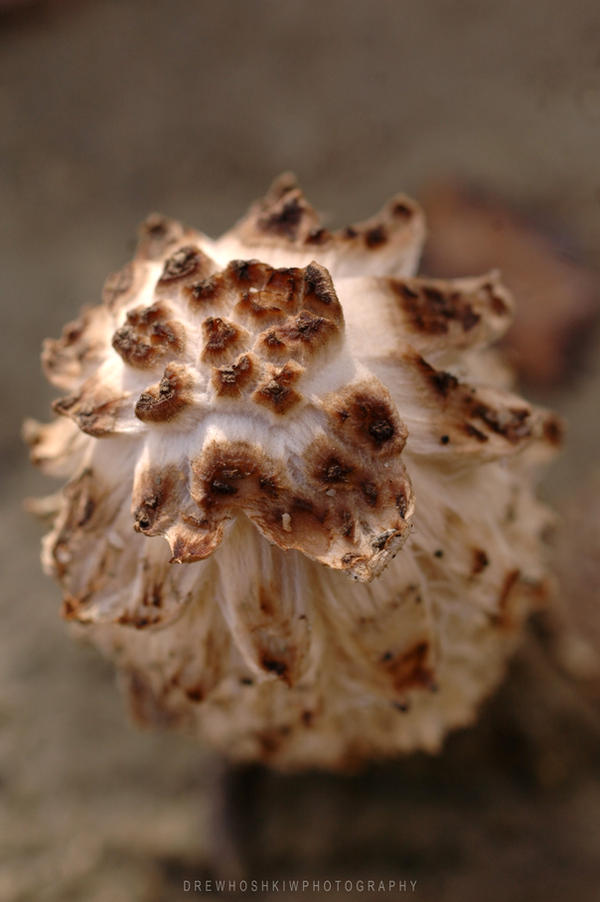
[[24, 175, 562, 770]]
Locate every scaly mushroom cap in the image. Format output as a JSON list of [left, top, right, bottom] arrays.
[[25, 175, 562, 769]]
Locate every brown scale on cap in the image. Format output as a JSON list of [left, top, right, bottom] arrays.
[[304, 438, 408, 533], [402, 351, 536, 455], [42, 306, 114, 391], [136, 213, 189, 262], [308, 442, 356, 487], [187, 442, 326, 557], [196, 446, 258, 502], [390, 278, 481, 335], [156, 245, 215, 292], [212, 353, 257, 398], [259, 311, 340, 366], [53, 383, 127, 437], [132, 466, 180, 536], [135, 362, 193, 423], [201, 316, 249, 364], [49, 468, 97, 578], [301, 262, 344, 326], [252, 361, 304, 415], [246, 176, 322, 243], [168, 520, 226, 564], [229, 263, 305, 326], [364, 224, 388, 248], [225, 258, 275, 287], [227, 263, 342, 364], [325, 382, 407, 458], [112, 302, 184, 369], [221, 174, 424, 279], [185, 272, 228, 309], [184, 437, 411, 577], [234, 291, 288, 326]]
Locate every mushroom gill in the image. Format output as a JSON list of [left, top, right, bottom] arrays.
[[24, 174, 562, 770]]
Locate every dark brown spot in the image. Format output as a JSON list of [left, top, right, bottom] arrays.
[[440, 434, 450, 444], [305, 227, 330, 245], [542, 415, 564, 446], [463, 423, 489, 442], [391, 200, 413, 219], [258, 586, 275, 617], [392, 279, 481, 336], [145, 584, 163, 608], [253, 362, 303, 414], [380, 641, 434, 692], [209, 480, 238, 495], [74, 497, 94, 528], [482, 281, 510, 316], [185, 686, 204, 702], [187, 273, 224, 305], [361, 482, 378, 506], [133, 470, 175, 534], [466, 399, 531, 444], [364, 224, 387, 248], [258, 475, 279, 497], [371, 533, 390, 551], [339, 510, 355, 538], [330, 388, 404, 454], [227, 259, 269, 286], [368, 419, 395, 444], [61, 595, 81, 619], [430, 367, 458, 397], [471, 548, 490, 575], [400, 283, 419, 300], [434, 549, 444, 558], [260, 655, 289, 680], [258, 195, 305, 239], [395, 492, 408, 518], [319, 457, 353, 484]]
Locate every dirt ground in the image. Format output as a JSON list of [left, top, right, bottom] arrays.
[[1, 1, 600, 900]]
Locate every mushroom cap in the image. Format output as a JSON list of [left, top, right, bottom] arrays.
[[26, 175, 562, 769]]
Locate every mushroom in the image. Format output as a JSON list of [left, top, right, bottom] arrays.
[[24, 174, 562, 770]]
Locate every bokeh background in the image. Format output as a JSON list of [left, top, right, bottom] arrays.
[[1, 1, 600, 900]]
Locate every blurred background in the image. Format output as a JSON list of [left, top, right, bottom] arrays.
[[1, 1, 600, 899]]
